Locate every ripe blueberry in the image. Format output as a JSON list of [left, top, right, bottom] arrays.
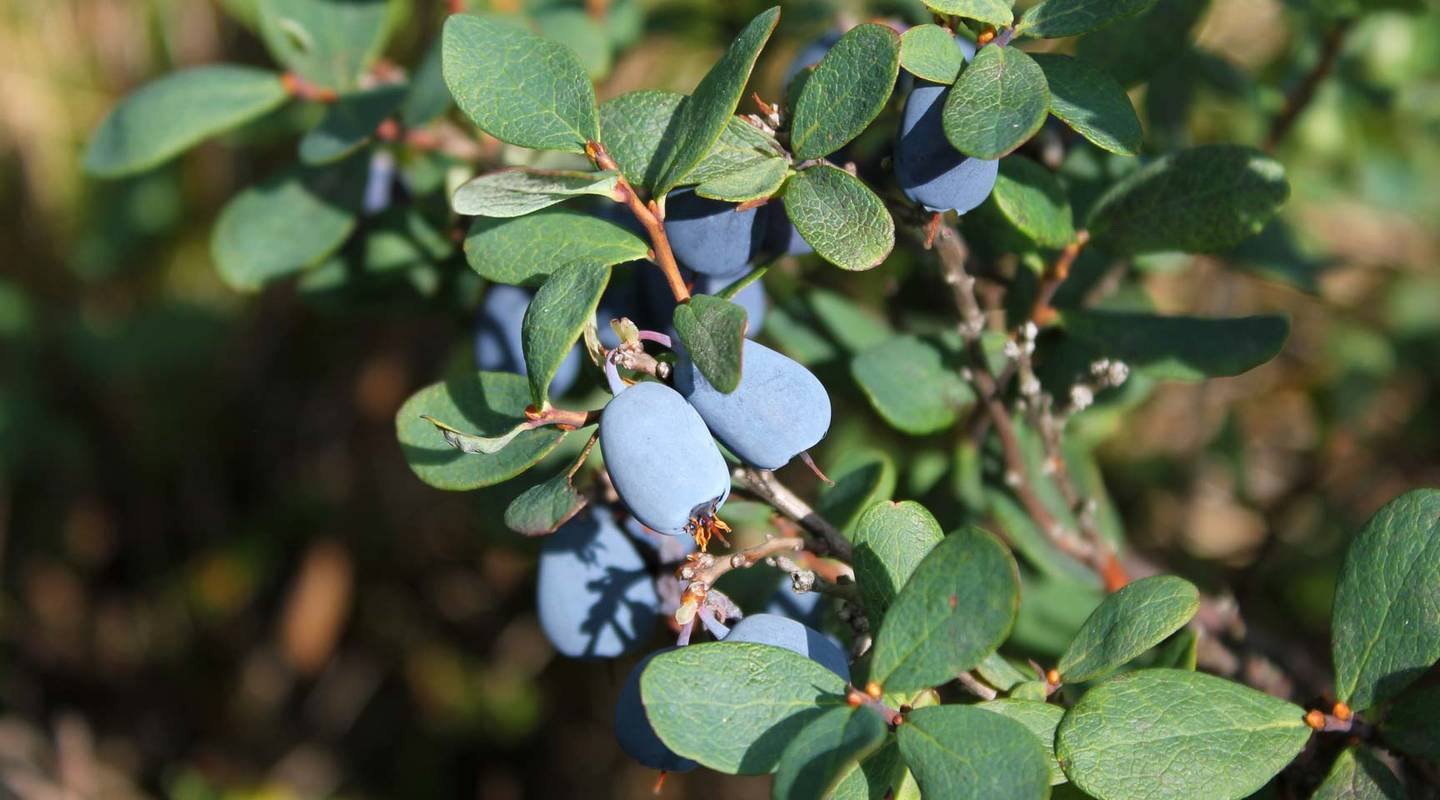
[[536, 510, 659, 659], [663, 188, 768, 277], [895, 80, 999, 214], [673, 339, 831, 471], [599, 381, 731, 538]]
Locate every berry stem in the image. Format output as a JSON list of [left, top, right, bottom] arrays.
[[586, 141, 692, 303], [732, 467, 852, 561], [1029, 229, 1090, 326], [1264, 21, 1348, 153]]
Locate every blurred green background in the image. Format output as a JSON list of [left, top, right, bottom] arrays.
[[1, 0, 1438, 797]]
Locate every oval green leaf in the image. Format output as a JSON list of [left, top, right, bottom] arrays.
[[504, 468, 588, 537], [976, 699, 1067, 785], [451, 168, 619, 218], [897, 705, 1051, 800], [783, 165, 895, 271], [84, 66, 289, 178], [1019, 0, 1160, 38], [829, 740, 908, 800], [852, 335, 975, 435], [1312, 746, 1408, 800], [1086, 145, 1289, 256], [900, 24, 967, 84], [773, 706, 889, 800], [396, 371, 567, 491], [650, 7, 780, 197], [992, 156, 1076, 249], [674, 295, 749, 394], [869, 527, 1021, 693], [1055, 669, 1311, 800], [695, 157, 790, 203], [1057, 575, 1200, 683], [791, 23, 900, 160], [1031, 53, 1142, 156], [464, 208, 648, 287], [921, 0, 1015, 27], [853, 501, 944, 617], [211, 157, 367, 290], [522, 260, 612, 407], [640, 641, 849, 775], [1332, 489, 1440, 711], [943, 45, 1050, 160], [1060, 310, 1290, 382], [441, 13, 599, 154], [299, 82, 406, 165], [258, 0, 393, 91]]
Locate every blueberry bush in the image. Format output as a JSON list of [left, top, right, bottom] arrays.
[[80, 0, 1440, 797]]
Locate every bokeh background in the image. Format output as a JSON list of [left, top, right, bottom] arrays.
[[2, 0, 1439, 797]]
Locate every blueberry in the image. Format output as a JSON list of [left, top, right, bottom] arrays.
[[474, 283, 582, 395], [723, 613, 850, 681], [536, 510, 660, 659], [765, 199, 813, 257], [662, 188, 768, 277], [895, 80, 1000, 214], [600, 381, 731, 537], [614, 648, 698, 772], [673, 339, 831, 470]]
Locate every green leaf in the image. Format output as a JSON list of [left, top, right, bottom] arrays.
[[1086, 145, 1289, 256], [1312, 747, 1408, 800], [852, 336, 974, 435], [1379, 683, 1440, 764], [674, 295, 748, 394], [1031, 54, 1142, 156], [441, 13, 599, 154], [853, 501, 944, 617], [991, 157, 1076, 249], [451, 169, 619, 218], [1055, 669, 1311, 800], [650, 7, 780, 197], [816, 451, 897, 537], [896, 705, 1051, 800], [1056, 575, 1199, 683], [869, 527, 1020, 693], [258, 0, 393, 91], [640, 641, 849, 775], [717, 267, 767, 301], [1019, 0, 1160, 38], [464, 208, 649, 287], [298, 82, 406, 165], [695, 158, 790, 203], [1332, 489, 1440, 711], [899, 25, 967, 84], [976, 700, 1067, 785], [921, 0, 1015, 27], [829, 740, 908, 800], [84, 66, 289, 178], [791, 24, 900, 160], [976, 651, 1033, 692], [783, 165, 894, 271], [211, 157, 366, 290], [400, 37, 450, 127], [1075, 0, 1209, 88], [598, 90, 783, 194], [504, 468, 588, 537], [1060, 310, 1290, 382], [943, 45, 1049, 160], [522, 261, 611, 406], [773, 707, 889, 800], [1150, 627, 1199, 671], [396, 371, 567, 491]]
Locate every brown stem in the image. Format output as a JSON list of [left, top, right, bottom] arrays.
[[931, 221, 1127, 588], [524, 405, 598, 431], [681, 536, 806, 588], [281, 72, 338, 103], [733, 467, 852, 562], [586, 142, 691, 302], [1030, 230, 1090, 326], [1264, 22, 1348, 152]]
